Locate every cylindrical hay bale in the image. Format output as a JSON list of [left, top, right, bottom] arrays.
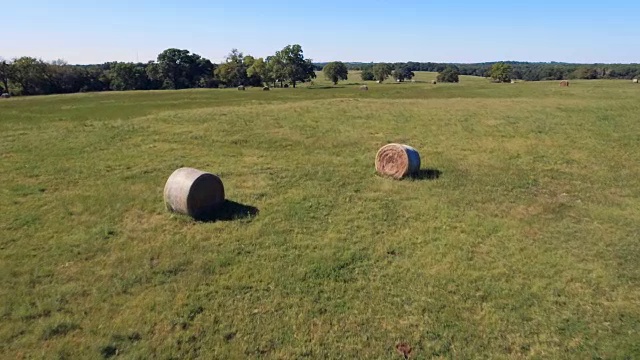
[[164, 167, 225, 219], [238, 85, 245, 91], [360, 85, 368, 91], [431, 80, 437, 84], [633, 79, 639, 83], [560, 80, 570, 87], [262, 86, 270, 91], [375, 144, 421, 179]]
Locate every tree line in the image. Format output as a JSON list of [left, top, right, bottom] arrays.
[[333, 61, 640, 82], [0, 44, 316, 96]]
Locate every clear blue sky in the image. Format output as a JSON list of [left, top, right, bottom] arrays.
[[3, 0, 639, 64]]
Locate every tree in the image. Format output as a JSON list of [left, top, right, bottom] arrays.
[[0, 59, 11, 93], [490, 62, 512, 83], [247, 57, 268, 86], [437, 66, 460, 83], [9, 57, 49, 95], [372, 63, 392, 83], [322, 61, 348, 85], [215, 49, 249, 87], [393, 65, 414, 82], [360, 67, 374, 81], [109, 62, 150, 91], [275, 44, 316, 88], [156, 48, 209, 89]]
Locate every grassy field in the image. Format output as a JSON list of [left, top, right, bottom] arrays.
[[1, 72, 639, 359]]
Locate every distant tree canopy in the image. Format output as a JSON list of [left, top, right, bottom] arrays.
[[490, 62, 512, 83], [3, 50, 640, 96], [437, 66, 460, 83], [393, 66, 414, 82], [322, 61, 348, 85], [360, 67, 375, 81], [372, 63, 392, 82]]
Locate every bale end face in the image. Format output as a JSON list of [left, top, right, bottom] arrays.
[[375, 144, 421, 179], [164, 167, 225, 219]]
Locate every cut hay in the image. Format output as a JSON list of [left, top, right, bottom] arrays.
[[375, 143, 421, 179], [633, 79, 638, 83], [360, 85, 368, 91], [164, 167, 225, 219], [238, 85, 245, 91], [262, 86, 270, 91], [560, 80, 570, 87]]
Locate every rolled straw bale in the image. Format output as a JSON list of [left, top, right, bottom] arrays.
[[238, 85, 245, 91], [633, 79, 638, 83], [375, 144, 421, 179], [164, 167, 225, 219], [560, 80, 570, 87], [263, 86, 270, 91], [360, 85, 369, 91], [431, 80, 437, 84]]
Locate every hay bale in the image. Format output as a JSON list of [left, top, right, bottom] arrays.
[[238, 85, 245, 91], [262, 86, 270, 91], [633, 79, 638, 83], [164, 167, 225, 219], [360, 85, 368, 91], [1, 93, 10, 98], [431, 80, 437, 84], [376, 80, 381, 84], [375, 144, 421, 179], [560, 80, 570, 87], [510, 80, 516, 84], [284, 84, 289, 88]]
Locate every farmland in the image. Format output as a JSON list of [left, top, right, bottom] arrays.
[[1, 73, 639, 359]]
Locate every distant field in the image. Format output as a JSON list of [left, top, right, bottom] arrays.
[[1, 73, 639, 359]]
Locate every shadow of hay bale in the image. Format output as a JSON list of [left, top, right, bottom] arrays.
[[410, 168, 442, 180], [195, 200, 259, 222]]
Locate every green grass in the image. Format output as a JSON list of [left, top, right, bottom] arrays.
[[1, 72, 640, 359]]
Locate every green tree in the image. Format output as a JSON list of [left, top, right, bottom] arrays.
[[437, 66, 460, 83], [372, 63, 392, 82], [214, 49, 250, 87], [0, 59, 12, 93], [360, 67, 375, 81], [393, 66, 414, 82], [490, 62, 512, 83], [275, 44, 316, 88], [247, 57, 268, 86], [322, 61, 348, 85], [156, 48, 209, 89], [9, 57, 49, 95], [109, 62, 149, 91]]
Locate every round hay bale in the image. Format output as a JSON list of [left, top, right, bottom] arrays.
[[164, 167, 225, 219], [431, 80, 437, 84], [284, 84, 289, 88], [375, 144, 421, 179], [633, 79, 638, 83], [262, 86, 270, 91], [360, 85, 368, 91], [560, 80, 570, 87], [376, 80, 381, 84], [1, 93, 10, 98], [238, 85, 245, 91]]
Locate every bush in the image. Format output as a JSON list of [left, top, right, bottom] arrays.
[[361, 68, 375, 81]]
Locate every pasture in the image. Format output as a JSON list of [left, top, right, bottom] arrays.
[[1, 73, 639, 359]]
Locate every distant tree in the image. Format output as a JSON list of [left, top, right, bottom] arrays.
[[372, 63, 392, 82], [215, 49, 249, 87], [322, 61, 348, 85], [156, 48, 209, 89], [490, 62, 512, 83], [393, 66, 414, 82], [0, 59, 12, 93], [275, 44, 316, 88], [9, 57, 49, 95], [360, 67, 375, 81], [573, 67, 598, 79], [109, 62, 150, 91], [437, 66, 460, 83], [247, 57, 269, 86]]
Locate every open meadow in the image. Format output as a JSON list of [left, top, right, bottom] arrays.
[[1, 72, 639, 359]]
